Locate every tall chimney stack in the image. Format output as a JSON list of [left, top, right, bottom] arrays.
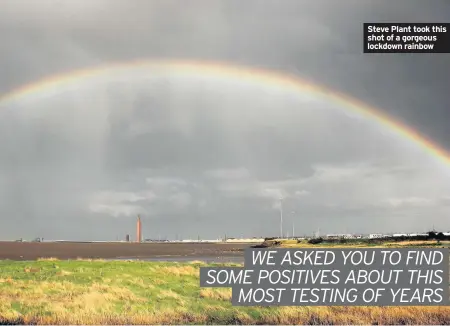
[[137, 215, 142, 243]]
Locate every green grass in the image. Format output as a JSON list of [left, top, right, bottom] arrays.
[[0, 259, 450, 324]]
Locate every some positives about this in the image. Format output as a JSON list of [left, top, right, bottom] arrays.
[[200, 248, 449, 306]]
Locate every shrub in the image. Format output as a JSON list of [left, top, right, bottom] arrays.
[[436, 232, 445, 241], [308, 237, 323, 244]]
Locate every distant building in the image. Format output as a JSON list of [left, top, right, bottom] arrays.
[[325, 234, 354, 239], [368, 234, 386, 239]]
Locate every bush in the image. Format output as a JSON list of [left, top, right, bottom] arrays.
[[436, 232, 445, 241], [308, 237, 323, 244]]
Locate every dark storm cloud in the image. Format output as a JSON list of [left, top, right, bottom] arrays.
[[0, 0, 449, 240]]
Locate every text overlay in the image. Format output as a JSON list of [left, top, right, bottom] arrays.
[[363, 23, 450, 53], [200, 248, 449, 306]]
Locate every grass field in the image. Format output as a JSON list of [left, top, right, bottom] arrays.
[[1, 256, 450, 325]]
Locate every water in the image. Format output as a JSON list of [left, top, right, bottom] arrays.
[[107, 255, 245, 264]]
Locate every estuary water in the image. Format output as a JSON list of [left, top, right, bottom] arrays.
[[108, 255, 245, 264]]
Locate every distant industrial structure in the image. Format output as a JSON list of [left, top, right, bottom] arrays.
[[136, 215, 142, 243]]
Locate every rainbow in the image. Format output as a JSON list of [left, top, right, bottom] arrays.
[[0, 58, 449, 167]]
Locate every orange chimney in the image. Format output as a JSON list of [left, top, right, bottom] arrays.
[[137, 215, 142, 243]]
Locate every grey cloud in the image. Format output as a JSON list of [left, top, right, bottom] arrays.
[[2, 69, 450, 239]]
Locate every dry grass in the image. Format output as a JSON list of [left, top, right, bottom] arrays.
[[75, 257, 107, 262], [189, 260, 207, 265], [199, 288, 232, 301], [254, 306, 450, 325], [55, 270, 72, 276], [160, 265, 198, 276], [389, 240, 450, 247], [37, 257, 60, 261], [2, 311, 208, 325]]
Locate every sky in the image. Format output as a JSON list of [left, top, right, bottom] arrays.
[[0, 0, 449, 240]]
